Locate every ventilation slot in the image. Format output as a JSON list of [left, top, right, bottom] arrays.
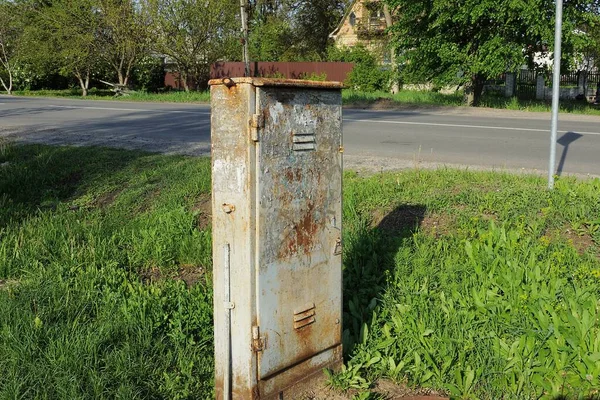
[[293, 132, 316, 152], [293, 303, 316, 330]]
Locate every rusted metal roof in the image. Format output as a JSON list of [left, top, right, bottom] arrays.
[[208, 77, 344, 89]]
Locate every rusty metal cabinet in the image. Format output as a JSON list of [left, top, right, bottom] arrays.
[[210, 78, 343, 399]]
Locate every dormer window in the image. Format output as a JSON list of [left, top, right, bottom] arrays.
[[349, 12, 356, 26]]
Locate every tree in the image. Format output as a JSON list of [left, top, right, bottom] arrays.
[[249, 16, 294, 61], [28, 0, 102, 96], [0, 1, 22, 94], [146, 0, 240, 91], [288, 0, 348, 60], [97, 0, 151, 86], [385, 0, 600, 106]]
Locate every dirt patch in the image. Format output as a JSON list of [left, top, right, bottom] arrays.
[[192, 193, 212, 230], [139, 264, 206, 287], [0, 279, 19, 291], [135, 187, 162, 214], [373, 379, 448, 399], [563, 226, 596, 255], [176, 264, 205, 287], [95, 188, 124, 208], [305, 379, 448, 400], [420, 213, 454, 237], [59, 170, 83, 186], [373, 205, 426, 233]]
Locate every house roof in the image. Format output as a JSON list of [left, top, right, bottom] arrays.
[[329, 0, 358, 39]]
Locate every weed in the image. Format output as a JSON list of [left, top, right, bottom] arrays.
[[336, 170, 600, 399], [0, 145, 213, 398], [2, 145, 599, 398]]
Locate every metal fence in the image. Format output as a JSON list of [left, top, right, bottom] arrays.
[[516, 70, 537, 99], [559, 71, 579, 87], [210, 62, 354, 83]]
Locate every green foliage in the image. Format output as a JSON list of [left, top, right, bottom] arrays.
[[0, 145, 214, 398], [334, 169, 600, 399], [248, 0, 349, 61], [290, 0, 348, 60], [2, 144, 600, 398], [385, 0, 600, 105], [249, 17, 294, 61], [131, 56, 166, 92], [0, 0, 23, 93], [147, 0, 240, 91], [329, 45, 389, 91]]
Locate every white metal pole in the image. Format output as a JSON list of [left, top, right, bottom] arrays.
[[223, 243, 232, 400], [548, 0, 563, 189]]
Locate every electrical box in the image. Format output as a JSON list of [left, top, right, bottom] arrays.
[[210, 77, 343, 399]]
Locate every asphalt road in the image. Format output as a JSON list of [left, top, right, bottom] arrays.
[[1, 95, 600, 176]]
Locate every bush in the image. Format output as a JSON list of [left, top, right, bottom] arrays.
[[328, 45, 390, 92], [131, 56, 166, 92]]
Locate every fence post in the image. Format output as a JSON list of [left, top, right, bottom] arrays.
[[505, 72, 515, 97], [536, 74, 545, 100], [578, 71, 587, 96]]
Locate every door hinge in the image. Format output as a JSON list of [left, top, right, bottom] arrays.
[[251, 326, 266, 352], [250, 114, 264, 142]]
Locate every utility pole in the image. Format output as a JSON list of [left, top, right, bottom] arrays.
[[240, 0, 250, 77], [548, 0, 563, 189]]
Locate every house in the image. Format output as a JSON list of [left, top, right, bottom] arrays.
[[329, 0, 391, 63]]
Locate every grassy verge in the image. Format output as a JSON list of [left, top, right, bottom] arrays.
[[340, 169, 600, 399], [10, 88, 210, 103], [1, 144, 599, 399], [8, 87, 600, 116], [343, 89, 600, 116], [342, 89, 464, 107], [0, 144, 213, 398]]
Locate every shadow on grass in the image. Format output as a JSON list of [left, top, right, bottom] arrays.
[[0, 144, 147, 226], [342, 204, 425, 356]]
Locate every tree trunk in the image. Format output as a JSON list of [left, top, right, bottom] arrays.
[[383, 4, 399, 94], [75, 71, 89, 97], [181, 71, 190, 92], [0, 43, 12, 94], [0, 73, 11, 95], [464, 75, 484, 106]]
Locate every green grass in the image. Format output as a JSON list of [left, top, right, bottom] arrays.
[[11, 88, 211, 103], [339, 169, 600, 399], [342, 89, 465, 107], [1, 143, 600, 399], [9, 87, 600, 116], [480, 94, 600, 115], [0, 143, 214, 399], [343, 89, 600, 116]]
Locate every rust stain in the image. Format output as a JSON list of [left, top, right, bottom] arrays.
[[278, 201, 321, 260], [209, 77, 344, 89], [283, 167, 302, 183]]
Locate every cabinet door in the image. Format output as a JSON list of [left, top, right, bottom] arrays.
[[255, 86, 343, 379]]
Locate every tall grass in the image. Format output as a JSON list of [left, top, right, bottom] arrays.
[[0, 145, 214, 398], [338, 170, 600, 399], [1, 144, 599, 398], [342, 89, 464, 107]]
